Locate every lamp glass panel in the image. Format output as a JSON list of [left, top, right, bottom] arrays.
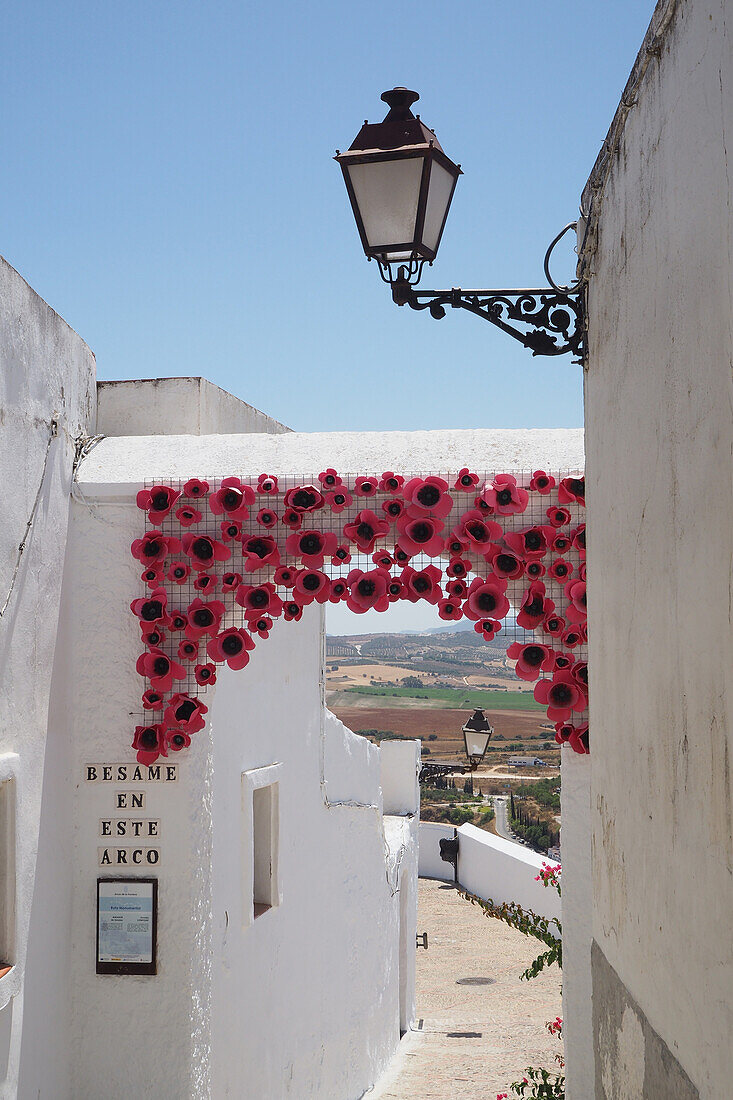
[[464, 730, 490, 759], [346, 157, 424, 250], [422, 161, 457, 253]]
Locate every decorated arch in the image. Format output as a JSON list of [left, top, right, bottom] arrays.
[[130, 469, 588, 764]]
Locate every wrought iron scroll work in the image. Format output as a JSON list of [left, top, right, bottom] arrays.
[[392, 278, 586, 362]]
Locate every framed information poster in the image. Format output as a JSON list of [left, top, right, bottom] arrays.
[[96, 878, 157, 975]]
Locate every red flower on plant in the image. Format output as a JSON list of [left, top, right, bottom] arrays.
[[403, 476, 453, 518], [516, 581, 555, 629], [325, 487, 353, 513], [396, 514, 445, 557], [165, 728, 191, 752], [209, 477, 256, 521], [526, 561, 546, 579], [164, 693, 208, 735], [318, 468, 342, 489], [345, 568, 391, 614], [392, 546, 411, 566], [372, 550, 393, 569], [507, 641, 555, 681], [546, 505, 572, 528], [450, 509, 502, 554], [386, 577, 404, 602], [274, 566, 296, 587], [193, 573, 217, 593], [561, 626, 582, 648], [354, 475, 378, 497], [235, 582, 283, 621], [183, 478, 209, 499], [529, 470, 555, 494], [167, 560, 190, 585], [446, 556, 471, 580], [480, 473, 528, 515], [548, 558, 573, 582], [331, 545, 352, 566], [242, 534, 280, 571], [136, 648, 186, 692], [194, 662, 217, 686], [141, 565, 164, 588], [136, 485, 181, 524], [534, 670, 585, 721], [142, 689, 165, 710], [165, 610, 188, 632], [503, 525, 552, 560], [344, 509, 391, 553], [453, 468, 480, 492], [379, 471, 404, 493], [563, 578, 587, 623], [484, 546, 524, 579], [283, 600, 303, 621], [255, 507, 278, 528], [132, 724, 167, 765], [294, 569, 331, 604], [257, 474, 278, 494], [140, 623, 165, 647], [184, 598, 226, 641], [286, 529, 338, 568], [282, 508, 302, 529], [207, 627, 255, 670], [558, 476, 585, 506], [131, 531, 181, 566], [329, 579, 348, 602], [552, 532, 572, 553], [555, 721, 573, 744], [220, 520, 242, 542], [445, 578, 468, 599], [176, 505, 202, 527], [178, 639, 199, 661], [474, 618, 502, 641], [181, 533, 231, 570], [382, 497, 405, 522], [130, 587, 168, 623], [542, 613, 566, 637], [251, 615, 273, 639], [438, 598, 463, 621], [464, 576, 510, 621], [283, 485, 325, 513], [221, 571, 242, 593], [401, 564, 443, 604]]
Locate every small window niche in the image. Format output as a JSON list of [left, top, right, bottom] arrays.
[[242, 764, 281, 925]]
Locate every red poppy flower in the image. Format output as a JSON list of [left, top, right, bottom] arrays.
[[181, 533, 231, 571], [438, 598, 463, 621], [164, 692, 208, 735], [464, 576, 510, 621], [294, 569, 331, 604], [164, 728, 191, 752], [354, 476, 378, 497], [396, 514, 446, 557], [503, 526, 552, 560], [131, 531, 181, 566], [207, 627, 255, 670], [379, 471, 404, 493], [141, 565, 164, 588], [529, 470, 556, 494], [480, 473, 528, 515], [560, 626, 582, 648], [564, 578, 587, 623], [446, 556, 471, 580], [386, 577, 404, 602], [534, 670, 584, 721], [370, 551, 393, 571], [552, 533, 572, 553], [221, 571, 242, 593], [453, 468, 480, 492], [242, 534, 280, 572], [283, 485, 324, 513], [474, 618, 502, 641], [571, 524, 586, 555], [283, 600, 303, 621], [235, 582, 283, 620], [140, 623, 166, 647], [209, 477, 256, 521], [403, 476, 453, 518], [136, 485, 181, 524], [220, 520, 242, 542], [325, 487, 353, 513], [194, 662, 217, 686], [472, 494, 493, 514], [568, 725, 589, 754], [282, 508, 302, 529], [183, 478, 210, 499], [167, 560, 191, 585], [257, 474, 278, 494], [165, 610, 188, 632], [176, 505, 202, 527], [344, 509, 391, 553], [558, 476, 585, 506], [345, 568, 391, 613], [178, 638, 199, 661], [548, 558, 573, 582], [526, 561, 546, 579], [274, 566, 296, 587], [142, 689, 165, 710], [130, 587, 168, 623], [255, 508, 278, 528], [285, 529, 338, 569], [516, 581, 555, 629], [184, 598, 226, 641], [318, 468, 342, 489], [194, 573, 218, 593], [542, 613, 566, 637], [546, 506, 572, 528], [329, 579, 348, 603], [507, 641, 555, 681], [570, 660, 588, 698], [136, 648, 186, 692], [445, 578, 468, 599], [401, 564, 443, 604], [554, 721, 573, 744], [554, 653, 572, 671], [132, 724, 168, 765], [579, 561, 587, 583], [392, 546, 411, 566], [382, 497, 405, 522], [450, 510, 502, 554]]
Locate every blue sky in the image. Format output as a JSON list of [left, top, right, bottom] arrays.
[[2, 1, 653, 437]]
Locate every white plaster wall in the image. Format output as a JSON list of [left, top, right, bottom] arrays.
[[455, 824, 561, 923], [380, 740, 420, 816], [583, 0, 733, 1093], [0, 256, 96, 1097], [418, 822, 456, 881]]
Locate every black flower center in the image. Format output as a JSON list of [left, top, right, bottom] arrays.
[[183, 643, 195, 654], [293, 489, 316, 509], [192, 538, 213, 561], [496, 489, 512, 505], [174, 567, 186, 578], [226, 524, 238, 537], [527, 563, 541, 576], [172, 734, 186, 747], [140, 728, 158, 749], [223, 574, 236, 586], [300, 534, 322, 555], [387, 478, 398, 490], [335, 548, 348, 560], [477, 591, 496, 612], [547, 619, 560, 631], [554, 512, 565, 524], [525, 531, 542, 551], [199, 668, 211, 680], [413, 576, 431, 593], [172, 616, 185, 629], [576, 528, 586, 549], [556, 656, 570, 669], [303, 574, 321, 591], [148, 632, 161, 646], [356, 522, 375, 542], [461, 475, 472, 486], [193, 608, 214, 627], [416, 484, 440, 507], [361, 482, 374, 493], [395, 550, 408, 562], [452, 562, 465, 576], [566, 633, 579, 644], [389, 584, 400, 595], [148, 693, 161, 703], [144, 570, 156, 581], [333, 584, 345, 595], [260, 513, 273, 524], [537, 477, 548, 488], [324, 475, 336, 485], [575, 665, 588, 685], [387, 502, 401, 516], [249, 590, 268, 607], [409, 521, 432, 544], [143, 539, 161, 558], [287, 603, 299, 614], [223, 488, 241, 510], [569, 478, 585, 497], [141, 600, 163, 621], [247, 537, 271, 559], [152, 491, 169, 510], [523, 645, 544, 666], [175, 700, 197, 722], [222, 634, 243, 655], [357, 579, 375, 597], [550, 684, 572, 705], [444, 604, 454, 614], [467, 522, 488, 543], [153, 657, 169, 676], [334, 494, 345, 505], [256, 619, 268, 630], [555, 564, 568, 577], [526, 596, 544, 616]]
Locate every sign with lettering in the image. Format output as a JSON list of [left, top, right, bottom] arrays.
[[97, 878, 157, 975], [85, 763, 178, 783], [98, 847, 160, 867]]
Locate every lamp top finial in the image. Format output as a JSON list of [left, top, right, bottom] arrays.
[[380, 87, 420, 121]]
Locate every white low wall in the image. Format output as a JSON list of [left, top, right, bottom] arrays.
[[418, 822, 455, 882]]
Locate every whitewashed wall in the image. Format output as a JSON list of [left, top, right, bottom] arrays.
[[583, 0, 733, 1095], [418, 822, 455, 882]]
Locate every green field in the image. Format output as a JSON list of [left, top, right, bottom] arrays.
[[343, 684, 543, 711]]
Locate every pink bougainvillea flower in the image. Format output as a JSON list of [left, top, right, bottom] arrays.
[[403, 476, 453, 518], [194, 662, 217, 686], [546, 505, 572, 528], [503, 525, 552, 560], [568, 723, 589, 754], [474, 618, 503, 641], [542, 613, 566, 637], [564, 578, 587, 623], [136, 485, 181, 524], [130, 587, 168, 624], [445, 577, 468, 599], [453, 468, 480, 492], [283, 484, 325, 513], [256, 474, 278, 494], [396, 514, 446, 557], [534, 670, 584, 721], [329, 578, 348, 602], [176, 504, 202, 527], [516, 581, 555, 629], [382, 497, 405, 522], [142, 688, 165, 710], [141, 565, 164, 588], [294, 569, 331, 605], [548, 558, 573, 582], [281, 508, 302, 529], [184, 598, 226, 641], [221, 571, 243, 593], [560, 626, 582, 648], [235, 582, 283, 621], [386, 577, 404, 602], [507, 641, 555, 681], [181, 533, 231, 570], [318, 468, 342, 489], [438, 598, 463, 621], [193, 573, 217, 593], [480, 473, 528, 515], [164, 692, 208, 735], [344, 509, 391, 553], [529, 470, 556, 494], [464, 576, 510, 621], [140, 623, 165, 648], [285, 529, 338, 569], [242, 534, 280, 572], [331, 544, 352, 566], [255, 507, 278, 528], [379, 471, 404, 493], [164, 728, 191, 752], [446, 556, 471, 580], [552, 532, 572, 553], [354, 475, 378, 497], [554, 721, 574, 744], [183, 478, 209, 499], [251, 615, 273, 639], [571, 524, 586, 555], [131, 531, 181, 566], [136, 648, 186, 692], [450, 509, 502, 554], [558, 476, 585, 506], [207, 627, 255, 670], [345, 568, 391, 614], [167, 560, 191, 585], [283, 600, 303, 621], [526, 561, 546, 579], [220, 520, 242, 542], [132, 724, 167, 765], [274, 566, 296, 587], [324, 487, 353, 513], [165, 610, 188, 632], [178, 638, 199, 661], [401, 564, 443, 605], [209, 477, 256, 521], [484, 546, 524, 580]]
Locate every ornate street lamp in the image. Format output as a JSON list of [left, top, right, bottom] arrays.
[[462, 708, 494, 769], [336, 88, 585, 360]]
